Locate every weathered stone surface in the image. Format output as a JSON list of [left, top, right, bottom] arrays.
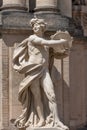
[[36, 0, 58, 8], [34, 13, 75, 35], [2, 0, 27, 11], [80, 6, 87, 36], [58, 0, 72, 17], [0, 39, 9, 129], [1, 12, 32, 29], [26, 128, 67, 130], [0, 11, 75, 36], [3, 0, 26, 6]]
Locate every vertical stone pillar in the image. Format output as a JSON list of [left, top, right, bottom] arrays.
[[62, 57, 70, 125], [0, 39, 9, 130], [81, 7, 87, 36], [1, 0, 27, 11], [35, 0, 58, 12], [85, 0, 87, 5], [59, 0, 72, 17]]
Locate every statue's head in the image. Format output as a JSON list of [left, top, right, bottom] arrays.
[[30, 17, 47, 33]]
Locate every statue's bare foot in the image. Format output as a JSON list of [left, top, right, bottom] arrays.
[[37, 119, 45, 127], [54, 121, 69, 130]]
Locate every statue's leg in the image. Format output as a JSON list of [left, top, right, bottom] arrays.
[[41, 69, 69, 130], [41, 69, 58, 121], [30, 79, 45, 127]]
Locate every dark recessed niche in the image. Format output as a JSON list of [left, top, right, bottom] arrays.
[[72, 0, 86, 5], [0, 0, 2, 7], [29, 0, 36, 12]]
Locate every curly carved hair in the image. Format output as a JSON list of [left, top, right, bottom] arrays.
[[30, 17, 47, 27]]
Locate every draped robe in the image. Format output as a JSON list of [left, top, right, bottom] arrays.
[[13, 32, 72, 128]]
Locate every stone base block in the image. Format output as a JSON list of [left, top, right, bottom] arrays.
[[26, 127, 66, 130], [18, 127, 68, 130]]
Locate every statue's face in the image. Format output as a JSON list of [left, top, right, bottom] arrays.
[[33, 22, 46, 33]]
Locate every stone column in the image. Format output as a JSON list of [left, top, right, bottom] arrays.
[[86, 0, 87, 5], [35, 0, 58, 12], [1, 0, 27, 11], [59, 0, 72, 17]]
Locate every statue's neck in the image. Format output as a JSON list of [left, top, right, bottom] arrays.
[[34, 32, 44, 38]]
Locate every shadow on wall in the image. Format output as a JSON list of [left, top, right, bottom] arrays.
[[0, 0, 2, 7], [78, 125, 87, 130], [51, 63, 70, 125], [29, 0, 36, 12], [72, 0, 86, 5]]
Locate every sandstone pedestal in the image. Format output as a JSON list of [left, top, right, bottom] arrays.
[[18, 128, 66, 130], [26, 128, 66, 130]]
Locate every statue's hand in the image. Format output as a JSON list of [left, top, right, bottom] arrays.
[[60, 39, 67, 44], [51, 30, 73, 43], [50, 30, 73, 59]]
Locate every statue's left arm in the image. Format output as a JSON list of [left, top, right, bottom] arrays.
[[29, 35, 67, 47]]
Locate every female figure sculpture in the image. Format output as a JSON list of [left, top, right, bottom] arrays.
[[13, 17, 72, 130]]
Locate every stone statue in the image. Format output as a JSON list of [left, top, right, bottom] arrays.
[[13, 17, 73, 130]]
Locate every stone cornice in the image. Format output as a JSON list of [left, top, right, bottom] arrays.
[[0, 10, 83, 38]]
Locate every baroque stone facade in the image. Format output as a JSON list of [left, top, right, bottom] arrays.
[[0, 0, 87, 130]]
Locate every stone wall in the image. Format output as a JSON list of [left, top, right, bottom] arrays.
[[0, 0, 87, 130]]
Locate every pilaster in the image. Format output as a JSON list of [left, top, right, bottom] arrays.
[[0, 39, 9, 130]]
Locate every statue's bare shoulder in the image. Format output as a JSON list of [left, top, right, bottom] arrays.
[[28, 35, 36, 42], [28, 34, 43, 45]]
